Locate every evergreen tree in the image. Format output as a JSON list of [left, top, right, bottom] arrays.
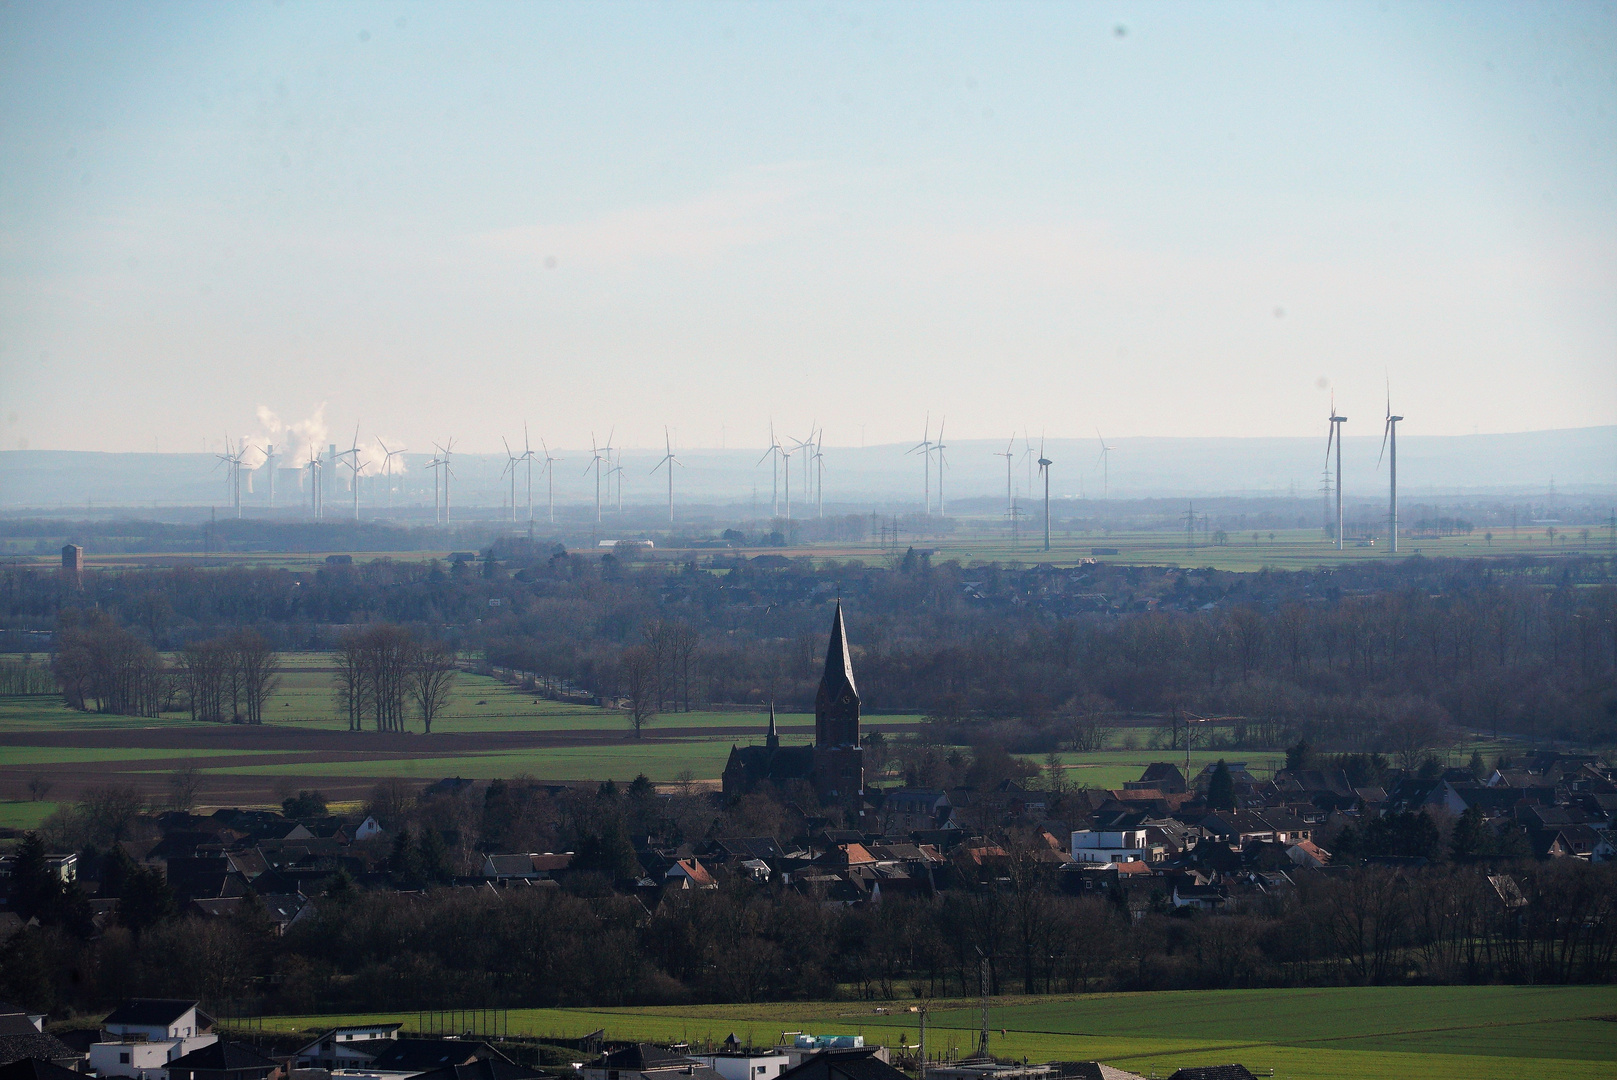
[[1285, 740, 1313, 772], [9, 833, 61, 920], [1207, 760, 1235, 810], [120, 865, 176, 935]]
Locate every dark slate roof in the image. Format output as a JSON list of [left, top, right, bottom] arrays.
[[815, 601, 860, 709], [0, 1059, 85, 1080], [0, 1033, 79, 1068], [1048, 1065, 1148, 1080], [366, 1040, 508, 1072], [778, 1049, 908, 1080], [725, 744, 814, 786], [410, 1060, 544, 1080], [168, 1042, 280, 1072], [592, 1045, 697, 1071], [0, 1020, 36, 1040], [102, 1000, 199, 1027], [1167, 1067, 1258, 1080]]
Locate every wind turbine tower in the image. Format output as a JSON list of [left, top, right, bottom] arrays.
[[813, 429, 826, 519], [501, 437, 522, 523], [520, 426, 537, 527], [1325, 399, 1348, 550], [1095, 430, 1116, 498], [994, 437, 1015, 527], [909, 414, 934, 515], [425, 455, 442, 524], [585, 432, 609, 523], [378, 440, 406, 516], [305, 450, 322, 519], [1379, 386, 1403, 553], [933, 418, 948, 516], [757, 422, 783, 517], [651, 426, 682, 526], [215, 436, 247, 518], [1038, 441, 1053, 552], [433, 439, 455, 526], [540, 439, 561, 524]]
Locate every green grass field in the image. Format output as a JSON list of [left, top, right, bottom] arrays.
[[237, 986, 1617, 1080], [0, 660, 927, 802]]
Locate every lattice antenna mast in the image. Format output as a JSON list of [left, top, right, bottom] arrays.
[[977, 950, 991, 1057]]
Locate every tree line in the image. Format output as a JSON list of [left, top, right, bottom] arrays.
[[6, 549, 1615, 751], [334, 624, 458, 733]]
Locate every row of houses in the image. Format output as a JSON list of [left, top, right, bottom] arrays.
[[0, 999, 1262, 1080]]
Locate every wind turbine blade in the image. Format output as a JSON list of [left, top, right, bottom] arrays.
[[1378, 420, 1391, 469]]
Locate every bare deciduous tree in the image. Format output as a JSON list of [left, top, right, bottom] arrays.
[[167, 763, 205, 811], [621, 644, 658, 739], [409, 639, 459, 734]]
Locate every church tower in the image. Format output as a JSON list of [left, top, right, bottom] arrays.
[[812, 601, 863, 799]]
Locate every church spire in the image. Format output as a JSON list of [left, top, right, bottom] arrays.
[[766, 700, 779, 750], [815, 600, 860, 747], [820, 599, 859, 702]]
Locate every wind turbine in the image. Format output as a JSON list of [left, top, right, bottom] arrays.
[[781, 440, 794, 524], [377, 439, 406, 515], [1038, 437, 1053, 552], [500, 436, 523, 523], [432, 438, 455, 526], [610, 447, 624, 515], [540, 438, 561, 524], [908, 413, 934, 515], [424, 454, 443, 524], [933, 417, 948, 516], [994, 436, 1015, 526], [335, 426, 365, 522], [1379, 381, 1403, 554], [519, 426, 537, 526], [304, 448, 322, 519], [1325, 397, 1348, 550], [584, 431, 610, 523], [813, 429, 826, 519], [757, 422, 783, 517], [214, 435, 247, 518], [650, 426, 682, 526], [1095, 429, 1116, 499]]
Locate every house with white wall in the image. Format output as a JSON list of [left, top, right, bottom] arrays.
[[89, 1000, 217, 1080], [1070, 827, 1153, 865]]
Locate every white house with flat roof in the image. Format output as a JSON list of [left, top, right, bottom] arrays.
[[90, 1000, 217, 1080]]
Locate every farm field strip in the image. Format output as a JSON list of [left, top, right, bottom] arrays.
[[245, 986, 1617, 1080]]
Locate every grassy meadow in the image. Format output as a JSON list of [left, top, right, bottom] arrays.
[[236, 985, 1617, 1080], [0, 660, 927, 806]]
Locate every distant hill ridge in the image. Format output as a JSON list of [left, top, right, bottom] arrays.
[[1, 426, 1611, 507]]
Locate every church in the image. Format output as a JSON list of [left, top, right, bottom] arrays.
[[722, 601, 864, 802]]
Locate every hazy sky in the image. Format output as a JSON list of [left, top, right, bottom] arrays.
[[1, 0, 1613, 458]]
